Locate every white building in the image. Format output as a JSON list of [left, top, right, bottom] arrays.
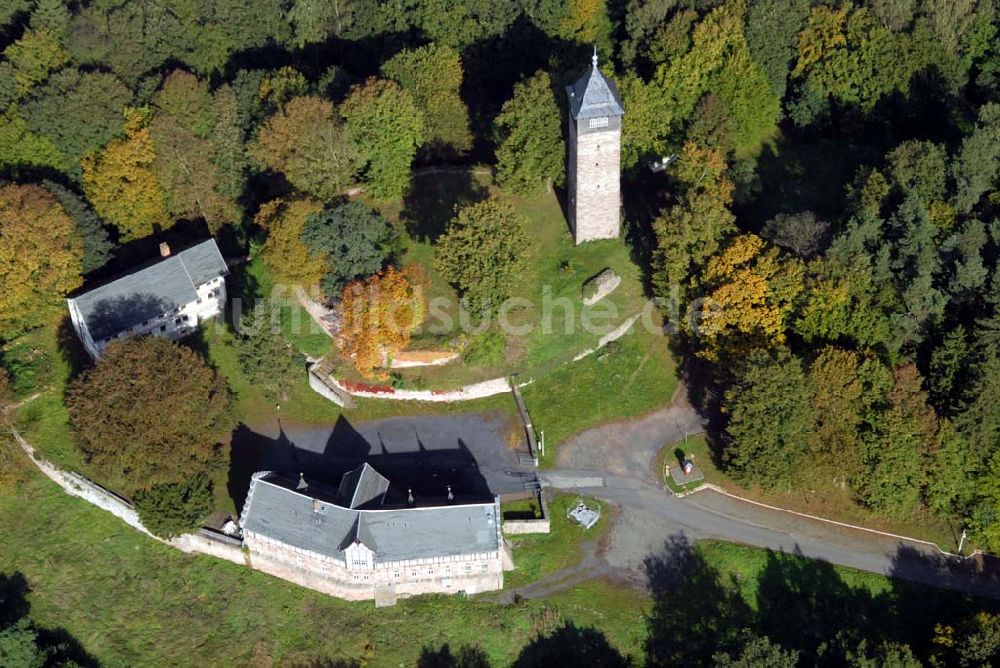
[[566, 49, 625, 244], [67, 239, 229, 359], [239, 464, 510, 605]]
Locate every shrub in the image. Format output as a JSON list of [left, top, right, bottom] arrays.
[[134, 473, 214, 539], [462, 331, 506, 367]]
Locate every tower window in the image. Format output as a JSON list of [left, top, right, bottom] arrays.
[[589, 116, 609, 129]]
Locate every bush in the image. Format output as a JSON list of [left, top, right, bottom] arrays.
[[134, 473, 214, 539], [462, 331, 506, 367]]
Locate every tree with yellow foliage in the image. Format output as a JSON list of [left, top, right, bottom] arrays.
[[336, 265, 428, 379], [695, 234, 804, 360], [82, 108, 169, 240], [257, 197, 326, 288], [0, 184, 83, 339]]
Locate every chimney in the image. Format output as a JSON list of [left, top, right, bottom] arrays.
[[159, 242, 171, 258]]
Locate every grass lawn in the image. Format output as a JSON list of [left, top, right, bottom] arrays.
[[343, 169, 659, 392], [525, 324, 677, 464], [504, 494, 608, 589]]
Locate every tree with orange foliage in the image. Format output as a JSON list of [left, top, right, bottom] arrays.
[[336, 265, 428, 379]]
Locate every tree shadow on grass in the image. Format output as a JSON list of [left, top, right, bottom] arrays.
[[418, 643, 491, 668], [644, 534, 752, 665], [401, 170, 489, 242], [0, 571, 98, 667], [513, 623, 632, 667]]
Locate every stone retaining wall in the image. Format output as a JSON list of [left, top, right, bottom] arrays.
[[11, 425, 244, 564], [308, 363, 348, 407]]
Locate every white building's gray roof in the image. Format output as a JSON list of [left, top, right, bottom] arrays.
[[240, 469, 500, 563], [567, 58, 624, 120], [67, 239, 228, 342]]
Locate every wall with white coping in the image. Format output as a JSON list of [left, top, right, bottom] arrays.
[[330, 376, 512, 402], [308, 364, 347, 407]]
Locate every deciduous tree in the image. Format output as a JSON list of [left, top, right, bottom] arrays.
[[745, 0, 810, 98], [0, 184, 83, 339], [697, 234, 805, 360], [22, 68, 132, 171], [341, 78, 424, 200], [852, 364, 937, 517], [2, 27, 67, 97], [724, 349, 814, 489], [435, 199, 530, 315], [652, 143, 736, 303], [494, 70, 565, 195], [82, 108, 170, 240], [382, 44, 472, 155], [210, 84, 248, 203], [250, 95, 361, 202], [151, 76, 240, 230], [66, 336, 232, 494], [257, 197, 327, 287], [336, 265, 427, 379]]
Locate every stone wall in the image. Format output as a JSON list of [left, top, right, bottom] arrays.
[[307, 362, 348, 407], [569, 122, 621, 244], [501, 490, 551, 535], [245, 530, 505, 601], [11, 425, 243, 565]]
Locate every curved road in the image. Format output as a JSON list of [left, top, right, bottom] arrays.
[[535, 395, 1000, 600]]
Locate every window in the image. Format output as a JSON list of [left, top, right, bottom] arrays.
[[589, 116, 608, 129], [174, 318, 183, 325], [160, 325, 167, 332]]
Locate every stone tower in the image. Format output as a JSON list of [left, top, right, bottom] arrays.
[[566, 49, 624, 244]]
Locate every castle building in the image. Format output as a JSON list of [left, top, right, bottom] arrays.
[[66, 239, 228, 359], [239, 464, 509, 606], [566, 49, 625, 244]]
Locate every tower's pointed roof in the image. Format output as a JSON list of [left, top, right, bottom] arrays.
[[566, 49, 624, 120]]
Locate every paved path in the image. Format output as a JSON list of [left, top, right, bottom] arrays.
[[531, 392, 1000, 601]]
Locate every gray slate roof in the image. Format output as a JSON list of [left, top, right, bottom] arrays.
[[68, 240, 228, 342], [567, 59, 624, 120], [338, 463, 390, 509], [240, 471, 500, 563]]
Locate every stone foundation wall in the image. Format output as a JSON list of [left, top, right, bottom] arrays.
[[245, 531, 504, 601]]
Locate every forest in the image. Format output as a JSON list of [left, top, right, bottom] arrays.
[[3, 0, 1000, 651]]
